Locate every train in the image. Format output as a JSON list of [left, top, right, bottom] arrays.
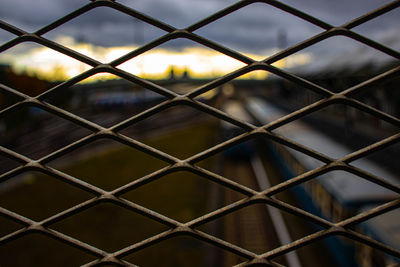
[[88, 88, 214, 109], [88, 91, 165, 108], [223, 97, 399, 267]]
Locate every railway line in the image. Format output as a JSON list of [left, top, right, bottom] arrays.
[[221, 159, 285, 266], [218, 149, 329, 267], [1, 92, 398, 266], [218, 97, 399, 267], [215, 99, 327, 267]]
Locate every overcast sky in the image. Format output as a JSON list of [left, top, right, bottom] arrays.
[[0, 0, 399, 72]]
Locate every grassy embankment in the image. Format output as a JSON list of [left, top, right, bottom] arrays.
[[0, 121, 220, 267]]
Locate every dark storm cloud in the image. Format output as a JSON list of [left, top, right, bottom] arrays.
[[1, 0, 399, 67], [0, 0, 84, 31]]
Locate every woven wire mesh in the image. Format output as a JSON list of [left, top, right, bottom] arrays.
[[0, 0, 399, 266]]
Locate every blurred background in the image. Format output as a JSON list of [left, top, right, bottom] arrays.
[[0, 0, 399, 266]]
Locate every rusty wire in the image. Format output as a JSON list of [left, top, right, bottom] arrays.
[[0, 0, 399, 266]]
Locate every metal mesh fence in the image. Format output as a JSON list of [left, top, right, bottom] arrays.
[[0, 0, 399, 266]]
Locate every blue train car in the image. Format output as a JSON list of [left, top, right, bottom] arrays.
[[89, 91, 164, 108], [246, 97, 400, 267]]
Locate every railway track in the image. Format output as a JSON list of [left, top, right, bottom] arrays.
[[220, 153, 300, 267]]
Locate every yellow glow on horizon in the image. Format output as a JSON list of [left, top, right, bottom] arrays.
[[0, 36, 312, 82]]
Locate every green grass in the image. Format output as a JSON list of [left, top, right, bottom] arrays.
[[0, 121, 219, 267]]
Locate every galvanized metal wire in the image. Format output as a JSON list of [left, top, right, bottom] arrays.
[[0, 0, 399, 266]]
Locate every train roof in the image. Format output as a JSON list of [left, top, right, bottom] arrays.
[[360, 206, 400, 251], [247, 97, 400, 206], [89, 91, 163, 106]]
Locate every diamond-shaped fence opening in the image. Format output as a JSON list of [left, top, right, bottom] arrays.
[[273, 170, 398, 223], [42, 6, 167, 63], [0, 233, 97, 267], [0, 171, 94, 221], [0, 29, 17, 46], [120, 106, 223, 159], [0, 0, 399, 266], [0, 215, 23, 237], [0, 105, 92, 159], [116, 37, 248, 78], [284, 35, 398, 89], [352, 7, 400, 51], [0, 42, 92, 84], [46, 138, 169, 191], [198, 202, 305, 254], [50, 202, 169, 252], [352, 141, 400, 178], [0, 154, 20, 176], [351, 73, 400, 118], [45, 72, 170, 128], [123, 235, 249, 267], [194, 1, 324, 55], [270, 104, 397, 157], [0, 89, 22, 111]]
